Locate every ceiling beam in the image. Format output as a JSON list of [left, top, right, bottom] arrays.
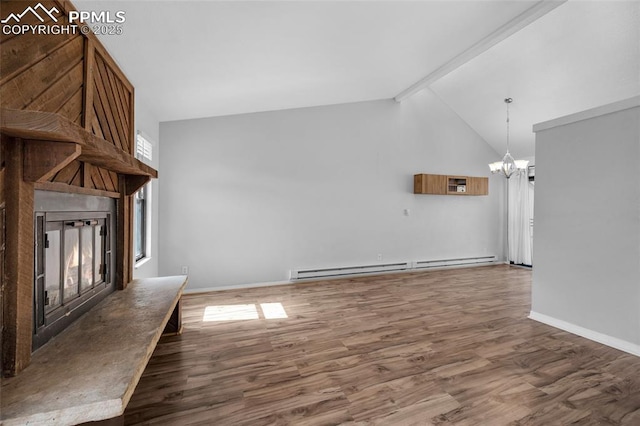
[[394, 0, 567, 103]]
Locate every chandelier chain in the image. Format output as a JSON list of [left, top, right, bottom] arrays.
[[505, 97, 512, 153]]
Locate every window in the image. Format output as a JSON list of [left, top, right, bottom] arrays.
[[134, 131, 153, 264], [134, 184, 147, 262], [136, 132, 153, 162]]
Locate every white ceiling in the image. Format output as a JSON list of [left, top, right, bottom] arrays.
[[74, 1, 639, 157], [430, 0, 640, 158]]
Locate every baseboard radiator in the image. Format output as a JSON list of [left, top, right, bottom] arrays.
[[291, 256, 496, 280], [412, 255, 496, 270]]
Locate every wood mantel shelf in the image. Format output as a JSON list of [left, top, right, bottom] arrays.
[[0, 276, 188, 425], [1, 108, 157, 194]]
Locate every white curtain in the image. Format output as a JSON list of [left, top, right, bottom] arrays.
[[508, 171, 534, 266]]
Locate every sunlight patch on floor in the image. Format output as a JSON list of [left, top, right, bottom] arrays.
[[202, 302, 288, 322], [260, 302, 288, 319], [203, 304, 259, 321]]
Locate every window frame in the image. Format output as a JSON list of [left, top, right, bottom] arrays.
[[133, 184, 148, 263], [133, 131, 154, 267]]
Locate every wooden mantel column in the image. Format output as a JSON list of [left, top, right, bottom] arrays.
[[116, 176, 134, 290], [2, 138, 34, 376]]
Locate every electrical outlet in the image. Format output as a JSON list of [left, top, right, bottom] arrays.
[[181, 266, 189, 275], [377, 254, 383, 261]]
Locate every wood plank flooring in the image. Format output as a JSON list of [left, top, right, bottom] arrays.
[[124, 265, 640, 425]]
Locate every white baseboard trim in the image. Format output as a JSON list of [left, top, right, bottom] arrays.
[[528, 311, 640, 357], [182, 262, 503, 294]]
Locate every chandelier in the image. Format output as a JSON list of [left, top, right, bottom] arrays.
[[489, 98, 528, 178]]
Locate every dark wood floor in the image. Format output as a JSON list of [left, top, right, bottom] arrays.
[[124, 265, 640, 425]]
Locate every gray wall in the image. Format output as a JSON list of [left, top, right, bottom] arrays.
[[159, 89, 504, 290], [532, 102, 640, 346]]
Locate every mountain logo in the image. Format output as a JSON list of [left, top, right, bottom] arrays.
[[1, 3, 60, 24]]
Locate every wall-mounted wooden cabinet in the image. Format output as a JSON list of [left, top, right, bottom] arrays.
[[414, 174, 488, 196]]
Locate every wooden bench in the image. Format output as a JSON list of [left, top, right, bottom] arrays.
[[1, 275, 187, 425]]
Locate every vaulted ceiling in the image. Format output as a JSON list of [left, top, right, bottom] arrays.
[[75, 0, 639, 158]]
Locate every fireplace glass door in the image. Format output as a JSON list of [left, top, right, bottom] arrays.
[[33, 194, 115, 350], [43, 219, 107, 309]]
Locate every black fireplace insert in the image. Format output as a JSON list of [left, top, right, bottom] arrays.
[[33, 191, 116, 350]]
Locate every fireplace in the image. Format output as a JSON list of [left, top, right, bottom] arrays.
[[1, 1, 158, 375], [32, 191, 116, 350]]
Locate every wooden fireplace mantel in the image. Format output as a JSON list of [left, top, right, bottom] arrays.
[[1, 108, 157, 195], [0, 109, 159, 377], [1, 0, 158, 378]]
